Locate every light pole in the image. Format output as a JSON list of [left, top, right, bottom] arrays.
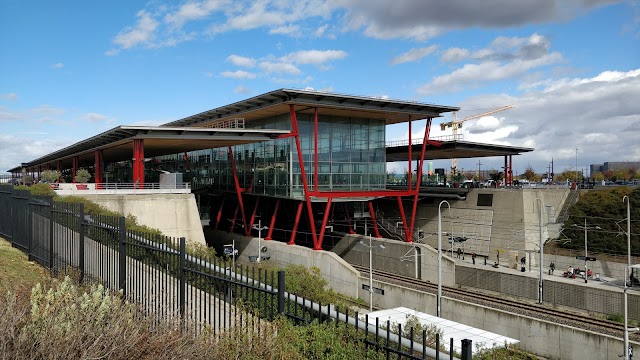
[[575, 148, 578, 186], [573, 219, 601, 284], [623, 195, 634, 360], [536, 198, 544, 304], [359, 234, 385, 312], [253, 219, 268, 263], [438, 200, 451, 317]]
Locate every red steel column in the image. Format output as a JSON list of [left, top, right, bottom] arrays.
[[408, 118, 432, 243], [344, 204, 356, 234], [264, 199, 280, 240], [215, 197, 226, 230], [228, 147, 248, 234], [132, 139, 145, 188], [316, 198, 333, 249], [368, 201, 382, 238], [184, 152, 191, 172], [408, 116, 412, 190], [314, 107, 319, 191], [289, 104, 319, 249], [56, 160, 62, 182], [288, 202, 304, 245], [37, 165, 41, 182], [94, 150, 103, 189], [229, 204, 239, 233], [397, 196, 411, 243], [509, 155, 513, 186], [247, 197, 260, 236], [72, 156, 79, 183]]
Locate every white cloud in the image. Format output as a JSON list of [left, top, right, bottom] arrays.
[[418, 34, 562, 95], [452, 68, 640, 173], [283, 49, 348, 64], [234, 85, 251, 94], [314, 24, 329, 37], [0, 134, 71, 172], [83, 112, 112, 123], [112, 10, 159, 50], [51, 63, 64, 69], [220, 70, 257, 79], [259, 61, 301, 75], [226, 54, 256, 68], [391, 46, 438, 65], [164, 0, 226, 28], [0, 93, 18, 101], [269, 24, 301, 36]]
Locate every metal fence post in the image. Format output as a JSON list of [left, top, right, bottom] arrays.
[[450, 338, 454, 360], [119, 216, 127, 297], [461, 339, 472, 360], [48, 197, 54, 271], [26, 191, 32, 261], [277, 270, 285, 314], [78, 203, 85, 284], [179, 237, 186, 321]]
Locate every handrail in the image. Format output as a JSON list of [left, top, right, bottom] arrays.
[[386, 134, 463, 148]]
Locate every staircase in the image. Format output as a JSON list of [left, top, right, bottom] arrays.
[[556, 189, 579, 223], [375, 208, 419, 242]]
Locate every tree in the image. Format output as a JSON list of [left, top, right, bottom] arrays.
[[74, 168, 91, 183], [523, 166, 536, 181], [489, 170, 503, 182], [41, 169, 61, 183]]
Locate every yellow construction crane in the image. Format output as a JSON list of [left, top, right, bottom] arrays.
[[441, 105, 513, 175]]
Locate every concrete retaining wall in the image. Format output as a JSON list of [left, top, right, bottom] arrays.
[[370, 279, 637, 360], [206, 229, 360, 299], [456, 264, 640, 320], [331, 234, 456, 287], [78, 194, 205, 245]]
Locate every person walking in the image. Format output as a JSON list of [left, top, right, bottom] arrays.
[[472, 252, 476, 265], [456, 248, 461, 259]]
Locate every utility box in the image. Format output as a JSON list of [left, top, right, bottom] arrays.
[[160, 173, 183, 189]]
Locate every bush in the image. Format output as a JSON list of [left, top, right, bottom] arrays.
[[41, 169, 61, 183], [74, 168, 91, 183]]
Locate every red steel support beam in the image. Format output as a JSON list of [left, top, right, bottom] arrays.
[[504, 156, 508, 186], [94, 150, 103, 189], [247, 197, 260, 236], [397, 196, 411, 243], [229, 204, 239, 233], [509, 155, 513, 186], [314, 107, 319, 191], [344, 204, 356, 234], [289, 104, 318, 247], [72, 156, 79, 183], [408, 116, 412, 190], [215, 197, 226, 230], [265, 199, 280, 240], [56, 160, 61, 181], [132, 139, 145, 188], [368, 201, 382, 238], [288, 202, 304, 245], [228, 147, 248, 234], [316, 198, 333, 250], [184, 152, 191, 172], [408, 118, 433, 243]]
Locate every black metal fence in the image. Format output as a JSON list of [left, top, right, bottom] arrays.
[[0, 185, 471, 360]]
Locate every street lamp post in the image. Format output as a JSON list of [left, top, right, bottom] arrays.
[[536, 198, 544, 304], [623, 195, 634, 360], [359, 234, 385, 312], [438, 200, 451, 317], [253, 220, 268, 263], [573, 220, 601, 284]]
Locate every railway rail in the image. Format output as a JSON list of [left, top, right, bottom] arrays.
[[351, 264, 635, 339]]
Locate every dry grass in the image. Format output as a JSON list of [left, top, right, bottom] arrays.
[[0, 238, 49, 295]]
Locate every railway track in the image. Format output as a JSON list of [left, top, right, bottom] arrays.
[[351, 264, 631, 338]]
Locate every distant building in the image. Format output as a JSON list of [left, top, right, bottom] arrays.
[[590, 161, 640, 176]]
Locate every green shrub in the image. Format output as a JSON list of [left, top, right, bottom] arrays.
[[41, 169, 61, 183], [74, 168, 91, 183]]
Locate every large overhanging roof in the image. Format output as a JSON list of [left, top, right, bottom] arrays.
[[9, 126, 289, 172], [162, 88, 459, 128], [386, 140, 534, 162]]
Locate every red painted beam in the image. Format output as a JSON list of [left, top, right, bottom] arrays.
[[94, 150, 103, 189], [408, 118, 432, 244], [229, 204, 239, 233], [315, 199, 333, 250], [397, 196, 411, 243], [314, 107, 319, 191], [72, 156, 79, 183], [344, 204, 356, 234], [265, 199, 280, 240], [228, 146, 248, 234], [408, 116, 412, 190], [215, 197, 226, 230], [247, 197, 260, 236], [368, 201, 382, 238], [288, 202, 304, 245], [289, 104, 318, 246]]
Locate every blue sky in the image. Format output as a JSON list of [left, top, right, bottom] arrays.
[[1, 0, 639, 176]]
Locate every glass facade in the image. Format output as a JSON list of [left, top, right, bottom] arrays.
[[155, 113, 387, 199]]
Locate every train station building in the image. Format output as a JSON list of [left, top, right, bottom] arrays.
[[7, 89, 532, 250]]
